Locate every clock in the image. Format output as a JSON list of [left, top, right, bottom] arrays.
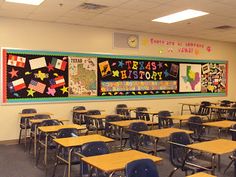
[[127, 35, 138, 48]]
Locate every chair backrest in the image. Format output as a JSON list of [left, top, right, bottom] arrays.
[[197, 101, 211, 115], [72, 106, 86, 124], [125, 158, 159, 177], [188, 116, 204, 141], [232, 124, 236, 141], [136, 107, 150, 121], [169, 132, 191, 168], [40, 119, 62, 126], [116, 104, 130, 119], [104, 115, 122, 137], [157, 111, 173, 128], [220, 100, 231, 107], [22, 108, 37, 114], [85, 110, 101, 130], [128, 122, 149, 149], [80, 141, 109, 176], [34, 114, 51, 119], [57, 128, 79, 138], [20, 108, 37, 128]]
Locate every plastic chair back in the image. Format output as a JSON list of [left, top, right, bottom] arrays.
[[188, 116, 204, 140], [80, 141, 109, 176], [20, 108, 37, 128], [197, 101, 211, 115], [73, 106, 86, 124], [57, 128, 79, 138], [116, 104, 130, 119], [136, 107, 150, 121], [125, 158, 159, 177], [169, 132, 191, 168], [85, 110, 101, 131], [157, 111, 173, 128]]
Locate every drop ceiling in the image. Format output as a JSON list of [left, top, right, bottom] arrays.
[[1, 0, 236, 43]]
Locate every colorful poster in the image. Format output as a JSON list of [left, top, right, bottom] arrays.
[[201, 63, 226, 93], [5, 52, 68, 100], [179, 64, 201, 92], [69, 57, 97, 96], [97, 58, 179, 96]]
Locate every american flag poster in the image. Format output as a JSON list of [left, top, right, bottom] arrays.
[[3, 48, 69, 103]]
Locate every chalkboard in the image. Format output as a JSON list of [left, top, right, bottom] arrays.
[[1, 48, 227, 104]]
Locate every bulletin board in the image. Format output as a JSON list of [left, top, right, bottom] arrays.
[[1, 48, 227, 104]]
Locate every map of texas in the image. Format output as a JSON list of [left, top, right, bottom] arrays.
[[182, 65, 200, 90]]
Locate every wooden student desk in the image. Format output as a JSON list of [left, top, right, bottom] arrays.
[[81, 150, 162, 176], [179, 103, 200, 115], [29, 118, 69, 157], [54, 134, 114, 177], [38, 124, 86, 167], [203, 120, 236, 137], [208, 105, 236, 120], [109, 120, 156, 149], [186, 172, 216, 177], [140, 128, 193, 155], [187, 139, 236, 174], [18, 112, 53, 117]]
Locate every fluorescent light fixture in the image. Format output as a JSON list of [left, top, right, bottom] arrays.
[[152, 9, 209, 24], [5, 0, 45, 5]]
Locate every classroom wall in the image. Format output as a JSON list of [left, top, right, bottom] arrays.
[[1, 17, 236, 141]]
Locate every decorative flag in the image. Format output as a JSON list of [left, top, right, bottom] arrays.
[[49, 76, 65, 89], [28, 80, 46, 94], [51, 57, 67, 71], [7, 55, 26, 68], [8, 78, 26, 92], [29, 57, 47, 70]]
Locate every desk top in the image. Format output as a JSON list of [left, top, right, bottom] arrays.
[[208, 105, 236, 110], [140, 128, 193, 138], [38, 124, 86, 133], [167, 114, 201, 120], [29, 118, 69, 124], [81, 150, 162, 173], [109, 120, 155, 127], [203, 120, 236, 128], [188, 139, 236, 155], [186, 172, 216, 177], [72, 109, 106, 113], [179, 103, 200, 106], [19, 112, 53, 117], [54, 134, 114, 147]]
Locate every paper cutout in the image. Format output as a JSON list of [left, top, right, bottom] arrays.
[[60, 86, 68, 94], [51, 57, 67, 71], [47, 63, 54, 71], [28, 80, 46, 94], [29, 57, 47, 70], [8, 68, 19, 78], [99, 60, 111, 77], [34, 70, 48, 81], [46, 87, 56, 96], [8, 78, 26, 92], [27, 89, 35, 97], [50, 76, 65, 89], [8, 55, 26, 68]]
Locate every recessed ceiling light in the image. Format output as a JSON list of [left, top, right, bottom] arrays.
[[5, 0, 45, 5], [152, 9, 209, 24]]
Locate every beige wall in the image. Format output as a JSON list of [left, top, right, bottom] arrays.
[[0, 17, 236, 141]]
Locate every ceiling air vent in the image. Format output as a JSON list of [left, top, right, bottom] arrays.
[[79, 3, 108, 10], [213, 25, 234, 30]]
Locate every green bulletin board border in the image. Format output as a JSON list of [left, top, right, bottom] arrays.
[[2, 48, 227, 104]]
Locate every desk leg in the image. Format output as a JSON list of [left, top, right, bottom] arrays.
[[218, 155, 221, 172], [34, 125, 37, 158], [68, 148, 73, 177], [211, 154, 216, 175], [120, 128, 123, 150], [179, 120, 182, 128], [154, 138, 159, 156], [44, 135, 48, 167], [181, 104, 184, 115]]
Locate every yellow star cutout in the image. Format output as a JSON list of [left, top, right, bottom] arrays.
[[60, 86, 68, 94], [37, 70, 47, 81], [27, 89, 35, 97]]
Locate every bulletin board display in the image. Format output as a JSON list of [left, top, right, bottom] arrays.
[[1, 48, 227, 104]]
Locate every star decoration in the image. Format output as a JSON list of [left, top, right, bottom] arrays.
[[47, 63, 54, 72], [27, 89, 35, 97], [9, 68, 19, 78], [37, 70, 47, 81], [164, 70, 169, 77], [157, 62, 163, 69], [60, 86, 68, 94], [112, 70, 119, 77], [118, 60, 124, 68], [46, 87, 56, 96]]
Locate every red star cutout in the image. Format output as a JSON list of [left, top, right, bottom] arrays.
[[47, 63, 54, 72], [8, 68, 19, 78]]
